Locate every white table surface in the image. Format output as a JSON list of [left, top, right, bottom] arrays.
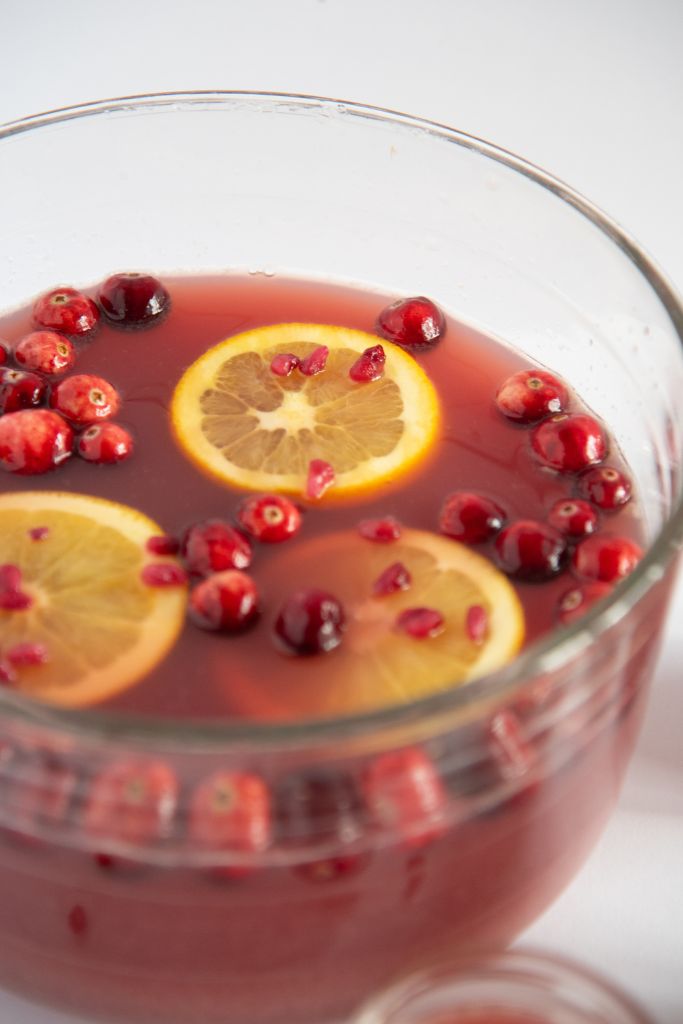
[[1, 1, 682, 1021]]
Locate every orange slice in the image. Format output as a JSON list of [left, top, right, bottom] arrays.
[[232, 528, 525, 720], [0, 492, 186, 707], [170, 323, 440, 498]]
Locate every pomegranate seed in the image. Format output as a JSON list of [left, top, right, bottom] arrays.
[[84, 758, 178, 846], [0, 661, 16, 685], [0, 563, 23, 594], [275, 771, 361, 844], [295, 853, 370, 883], [50, 374, 120, 426], [189, 570, 260, 632], [181, 519, 252, 576], [489, 710, 535, 780], [373, 561, 412, 596], [531, 413, 607, 474], [274, 588, 346, 655], [396, 607, 445, 639], [349, 344, 386, 382], [0, 409, 73, 475], [557, 581, 614, 625], [145, 534, 180, 556], [0, 590, 33, 610], [98, 273, 170, 328], [6, 642, 49, 666], [140, 563, 188, 588], [362, 747, 447, 845], [77, 422, 134, 464], [547, 498, 598, 537], [14, 331, 76, 377], [358, 516, 402, 542], [495, 369, 569, 424], [270, 352, 300, 377], [0, 367, 47, 414], [306, 458, 335, 500], [571, 534, 643, 583], [577, 465, 632, 510], [376, 296, 445, 350], [439, 492, 506, 544], [28, 525, 50, 541], [33, 287, 100, 337], [299, 345, 329, 376], [68, 905, 88, 937], [494, 519, 567, 581], [188, 771, 271, 870], [0, 341, 7, 365], [236, 493, 302, 543], [465, 604, 488, 644]]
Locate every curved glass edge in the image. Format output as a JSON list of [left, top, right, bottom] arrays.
[[0, 90, 682, 752]]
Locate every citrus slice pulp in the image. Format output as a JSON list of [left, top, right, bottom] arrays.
[[0, 492, 186, 707], [232, 528, 525, 720], [171, 323, 440, 498]]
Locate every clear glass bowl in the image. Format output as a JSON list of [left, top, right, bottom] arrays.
[[0, 92, 681, 1024]]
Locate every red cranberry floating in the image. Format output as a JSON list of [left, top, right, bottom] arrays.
[[98, 273, 170, 328], [571, 534, 643, 583], [84, 758, 178, 847], [33, 287, 100, 337], [494, 519, 567, 581], [189, 570, 259, 632], [362, 747, 447, 846], [14, 331, 76, 377], [376, 296, 445, 351], [557, 581, 614, 625], [181, 519, 252, 576], [50, 374, 120, 427], [270, 352, 300, 377], [188, 771, 271, 872], [531, 413, 607, 474], [547, 498, 598, 538], [373, 561, 412, 597], [489, 710, 536, 781], [77, 422, 134, 464], [495, 369, 569, 424], [396, 607, 445, 639], [465, 604, 488, 645], [140, 563, 188, 588], [349, 344, 386, 382], [578, 465, 632, 510], [306, 458, 335, 500], [439, 492, 506, 544], [274, 588, 346, 655], [358, 516, 402, 542], [299, 345, 329, 377], [0, 367, 47, 414], [0, 409, 73, 475], [237, 493, 302, 543]]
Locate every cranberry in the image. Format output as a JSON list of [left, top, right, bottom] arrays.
[[306, 458, 335, 500], [188, 771, 271, 873], [396, 607, 445, 638], [0, 367, 47, 414], [349, 344, 386, 382], [140, 563, 188, 588], [439, 492, 506, 544], [270, 352, 300, 377], [33, 287, 100, 337], [50, 374, 120, 426], [275, 771, 361, 845], [362, 747, 447, 846], [465, 604, 488, 645], [376, 296, 445, 350], [373, 561, 412, 596], [145, 534, 180, 556], [358, 516, 402, 542], [488, 710, 536, 781], [237, 493, 302, 543], [577, 465, 632, 510], [557, 581, 614, 625], [274, 588, 346, 655], [299, 345, 329, 376], [189, 570, 259, 632], [0, 409, 73, 475], [495, 369, 569, 424], [547, 498, 598, 537], [84, 758, 178, 847], [76, 422, 134, 464], [181, 519, 252, 576], [98, 273, 170, 328], [531, 413, 607, 474], [494, 519, 567, 581], [14, 331, 76, 377], [571, 534, 643, 583]]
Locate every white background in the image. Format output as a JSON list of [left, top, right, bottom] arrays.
[[1, 1, 682, 1021]]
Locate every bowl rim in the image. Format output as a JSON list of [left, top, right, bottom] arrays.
[[1, 89, 682, 752]]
